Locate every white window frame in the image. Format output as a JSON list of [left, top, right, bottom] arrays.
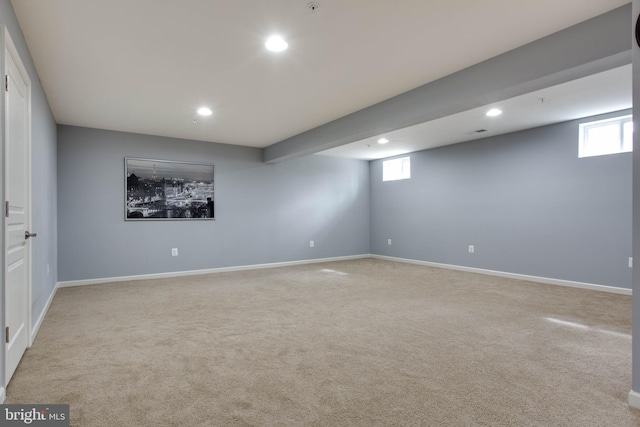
[[578, 114, 632, 158], [383, 156, 411, 182]]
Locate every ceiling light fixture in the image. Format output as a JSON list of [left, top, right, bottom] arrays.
[[197, 107, 212, 116], [265, 35, 288, 52], [486, 108, 502, 117], [378, 138, 389, 144]]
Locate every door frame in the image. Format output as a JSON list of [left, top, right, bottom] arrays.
[[1, 25, 33, 389]]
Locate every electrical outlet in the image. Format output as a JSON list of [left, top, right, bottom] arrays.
[[310, 241, 314, 248], [468, 245, 475, 253], [387, 238, 392, 246], [171, 248, 179, 257], [47, 264, 50, 276], [630, 257, 633, 268]]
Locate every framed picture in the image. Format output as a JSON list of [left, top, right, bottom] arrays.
[[125, 157, 214, 220]]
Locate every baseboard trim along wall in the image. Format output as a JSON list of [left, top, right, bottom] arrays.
[[629, 390, 640, 410], [57, 254, 632, 295], [32, 285, 59, 345], [57, 255, 371, 288], [372, 255, 632, 295]]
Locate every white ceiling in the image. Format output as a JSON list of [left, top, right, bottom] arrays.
[[10, 0, 630, 159], [319, 65, 632, 160]]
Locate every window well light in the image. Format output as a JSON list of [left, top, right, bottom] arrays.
[[197, 107, 212, 116], [378, 138, 389, 144], [265, 35, 288, 52], [486, 108, 502, 117]]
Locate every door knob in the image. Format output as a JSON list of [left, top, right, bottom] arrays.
[[25, 231, 37, 240]]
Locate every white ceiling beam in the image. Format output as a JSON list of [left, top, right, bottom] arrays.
[[263, 4, 631, 163]]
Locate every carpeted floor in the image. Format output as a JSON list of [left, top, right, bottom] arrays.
[[6, 259, 640, 426]]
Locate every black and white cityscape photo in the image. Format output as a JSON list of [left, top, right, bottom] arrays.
[[125, 158, 214, 220]]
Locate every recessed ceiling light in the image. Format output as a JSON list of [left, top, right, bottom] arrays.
[[265, 35, 288, 52], [197, 107, 212, 116], [378, 138, 389, 144], [486, 108, 502, 117]]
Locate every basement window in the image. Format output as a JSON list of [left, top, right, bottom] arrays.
[[383, 156, 411, 181], [579, 114, 632, 158]]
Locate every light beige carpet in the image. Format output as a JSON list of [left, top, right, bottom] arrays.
[[6, 259, 640, 426]]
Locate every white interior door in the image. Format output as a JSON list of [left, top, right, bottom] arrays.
[[4, 31, 31, 385]]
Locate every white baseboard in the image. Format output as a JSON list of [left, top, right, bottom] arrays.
[[57, 254, 631, 295], [0, 387, 5, 403], [57, 254, 371, 288], [31, 284, 58, 346], [629, 390, 640, 409], [372, 255, 632, 295]]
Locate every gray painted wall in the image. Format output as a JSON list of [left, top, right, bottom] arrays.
[[371, 110, 632, 289], [0, 0, 57, 378], [631, 0, 639, 396], [57, 126, 370, 281]]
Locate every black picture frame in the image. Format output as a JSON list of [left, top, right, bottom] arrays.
[[125, 157, 214, 220]]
